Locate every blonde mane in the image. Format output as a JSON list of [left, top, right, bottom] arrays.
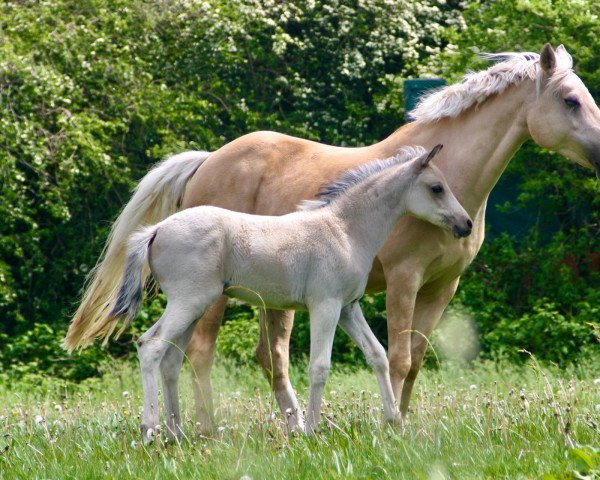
[[410, 47, 574, 123]]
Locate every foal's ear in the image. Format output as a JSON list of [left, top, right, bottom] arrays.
[[420, 144, 443, 169], [540, 43, 556, 74]]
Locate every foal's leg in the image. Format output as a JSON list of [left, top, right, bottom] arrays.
[[338, 303, 399, 424], [256, 308, 304, 432], [138, 292, 220, 441], [400, 278, 459, 416], [161, 322, 197, 440], [305, 299, 342, 435], [186, 296, 227, 435]]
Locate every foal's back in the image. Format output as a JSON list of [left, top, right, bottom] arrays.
[[148, 205, 361, 310]]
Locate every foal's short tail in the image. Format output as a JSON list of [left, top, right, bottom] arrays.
[[63, 151, 210, 352], [109, 226, 159, 335]]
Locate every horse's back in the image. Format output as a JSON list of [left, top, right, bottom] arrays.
[[182, 130, 380, 216]]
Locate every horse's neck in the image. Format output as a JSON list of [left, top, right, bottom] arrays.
[[379, 82, 532, 216], [329, 166, 411, 256]]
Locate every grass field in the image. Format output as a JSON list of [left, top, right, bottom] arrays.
[[1, 358, 599, 479]]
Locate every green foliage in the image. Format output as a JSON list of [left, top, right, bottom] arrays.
[[0, 323, 109, 382], [543, 446, 600, 479], [216, 302, 260, 364], [456, 230, 600, 365]]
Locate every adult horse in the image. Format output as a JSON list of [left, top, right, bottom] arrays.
[[65, 44, 600, 433]]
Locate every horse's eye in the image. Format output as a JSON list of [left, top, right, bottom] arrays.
[[564, 96, 581, 109], [431, 185, 444, 194]]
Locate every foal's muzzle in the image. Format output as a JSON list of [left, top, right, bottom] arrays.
[[453, 218, 473, 238]]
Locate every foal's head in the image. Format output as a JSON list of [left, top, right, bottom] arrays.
[[406, 145, 473, 238]]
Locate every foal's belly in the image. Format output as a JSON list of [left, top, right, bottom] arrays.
[[223, 286, 308, 311]]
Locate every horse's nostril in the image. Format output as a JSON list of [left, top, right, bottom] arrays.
[[467, 219, 473, 229]]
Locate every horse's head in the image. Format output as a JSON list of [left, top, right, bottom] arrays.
[[408, 145, 473, 238], [526, 44, 600, 180]]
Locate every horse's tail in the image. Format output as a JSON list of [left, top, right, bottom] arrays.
[[108, 226, 159, 336], [63, 151, 210, 352]]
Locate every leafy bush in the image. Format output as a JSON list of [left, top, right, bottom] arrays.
[[456, 230, 600, 365], [0, 323, 109, 382], [216, 302, 260, 364]]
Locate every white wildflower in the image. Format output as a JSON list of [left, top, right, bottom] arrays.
[[54, 404, 63, 413], [34, 415, 44, 425], [122, 391, 130, 398]]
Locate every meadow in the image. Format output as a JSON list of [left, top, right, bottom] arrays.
[[1, 358, 598, 479]]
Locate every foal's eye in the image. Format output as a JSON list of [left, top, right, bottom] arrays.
[[431, 185, 444, 195], [564, 96, 581, 109]]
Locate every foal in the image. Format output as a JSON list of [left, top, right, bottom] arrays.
[[111, 144, 472, 438]]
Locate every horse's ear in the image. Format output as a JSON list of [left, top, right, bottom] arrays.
[[540, 43, 556, 73], [420, 144, 443, 169]]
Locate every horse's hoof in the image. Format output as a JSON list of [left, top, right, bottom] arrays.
[[195, 421, 216, 438]]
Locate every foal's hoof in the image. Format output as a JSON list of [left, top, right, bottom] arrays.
[[164, 430, 183, 444], [141, 424, 158, 444], [285, 408, 305, 436]]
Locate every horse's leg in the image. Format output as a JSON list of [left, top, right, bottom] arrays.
[[400, 278, 460, 416], [305, 299, 342, 435], [338, 303, 399, 424], [384, 271, 421, 406], [255, 308, 304, 433], [186, 296, 227, 435], [160, 322, 197, 440]]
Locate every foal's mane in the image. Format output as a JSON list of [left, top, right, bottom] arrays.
[[410, 47, 574, 123], [298, 146, 426, 211]]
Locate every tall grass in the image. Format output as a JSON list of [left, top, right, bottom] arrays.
[[1, 358, 598, 479]]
